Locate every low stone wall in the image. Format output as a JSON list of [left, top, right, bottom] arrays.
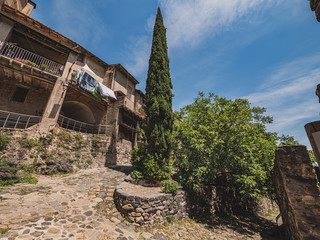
[[273, 145, 320, 240], [114, 182, 188, 225], [0, 127, 111, 176]]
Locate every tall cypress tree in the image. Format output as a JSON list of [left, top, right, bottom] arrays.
[[131, 7, 173, 180], [144, 7, 173, 160]]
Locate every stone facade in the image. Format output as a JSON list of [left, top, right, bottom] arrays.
[[114, 182, 188, 225], [273, 145, 320, 240], [0, 1, 144, 166]]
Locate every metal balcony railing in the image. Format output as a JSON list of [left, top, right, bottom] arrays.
[[0, 110, 42, 129], [57, 115, 112, 135], [0, 41, 64, 76]]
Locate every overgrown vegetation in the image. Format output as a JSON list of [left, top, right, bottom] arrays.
[[131, 7, 174, 180], [0, 133, 10, 151], [18, 138, 40, 148], [175, 92, 279, 208], [161, 180, 179, 195], [0, 175, 38, 186]]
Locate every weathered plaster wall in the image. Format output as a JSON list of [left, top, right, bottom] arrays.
[[0, 72, 53, 116], [273, 145, 320, 240]]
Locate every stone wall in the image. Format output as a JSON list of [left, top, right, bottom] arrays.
[[273, 145, 320, 240], [115, 139, 132, 165], [0, 127, 111, 176], [0, 70, 53, 116], [114, 182, 188, 225]]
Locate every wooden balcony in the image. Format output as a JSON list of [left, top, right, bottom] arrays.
[[0, 41, 64, 76]]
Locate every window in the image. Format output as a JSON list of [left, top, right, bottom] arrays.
[[12, 86, 29, 103], [77, 54, 85, 63]]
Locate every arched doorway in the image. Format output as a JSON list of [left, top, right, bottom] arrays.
[[60, 101, 95, 124]]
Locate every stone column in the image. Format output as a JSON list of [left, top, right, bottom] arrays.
[[38, 52, 77, 134], [134, 121, 140, 147], [305, 121, 320, 165], [273, 145, 320, 240]]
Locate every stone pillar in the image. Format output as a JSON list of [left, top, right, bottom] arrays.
[[134, 121, 139, 147], [0, 16, 14, 42], [305, 121, 320, 165], [38, 52, 77, 134], [273, 145, 320, 240], [21, 1, 36, 16], [105, 102, 120, 165]]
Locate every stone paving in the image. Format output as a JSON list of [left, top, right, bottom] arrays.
[[0, 168, 147, 240], [0, 167, 282, 240]]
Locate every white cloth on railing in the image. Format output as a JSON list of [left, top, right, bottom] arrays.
[[73, 66, 116, 100], [98, 82, 117, 99]]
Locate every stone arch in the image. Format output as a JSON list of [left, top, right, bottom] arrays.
[[60, 101, 95, 124]]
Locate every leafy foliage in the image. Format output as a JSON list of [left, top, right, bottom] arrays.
[[309, 150, 317, 164], [131, 7, 174, 180], [131, 146, 172, 180], [175, 92, 277, 201], [278, 134, 300, 146], [161, 180, 179, 195]]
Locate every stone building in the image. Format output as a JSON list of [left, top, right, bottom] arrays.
[[0, 0, 144, 165]]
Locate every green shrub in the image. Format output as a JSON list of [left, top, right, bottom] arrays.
[[131, 170, 143, 179], [161, 180, 179, 195], [92, 137, 100, 149], [0, 175, 38, 186], [19, 138, 40, 148], [58, 131, 72, 142], [75, 134, 85, 149], [0, 133, 10, 151], [131, 146, 172, 180]]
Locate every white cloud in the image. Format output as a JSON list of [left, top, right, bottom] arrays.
[[243, 54, 320, 146], [159, 0, 276, 48]]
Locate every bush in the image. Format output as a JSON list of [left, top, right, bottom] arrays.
[[131, 146, 172, 180], [131, 170, 143, 179], [0, 133, 10, 151], [75, 134, 85, 149], [19, 138, 40, 148], [58, 131, 72, 142], [161, 180, 179, 195], [176, 92, 277, 202]]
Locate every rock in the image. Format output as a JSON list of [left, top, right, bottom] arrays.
[[84, 210, 93, 216], [122, 204, 134, 211], [141, 232, 153, 239], [155, 234, 169, 240]]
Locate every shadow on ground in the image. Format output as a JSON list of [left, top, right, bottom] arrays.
[[196, 215, 285, 240], [108, 165, 133, 175]]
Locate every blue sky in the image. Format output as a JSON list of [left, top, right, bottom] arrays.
[[31, 0, 320, 147]]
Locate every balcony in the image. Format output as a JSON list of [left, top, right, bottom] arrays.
[[0, 110, 41, 129], [57, 115, 112, 135], [0, 41, 64, 76]]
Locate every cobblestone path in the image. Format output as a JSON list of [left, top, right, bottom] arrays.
[[0, 167, 282, 240], [0, 168, 142, 240]]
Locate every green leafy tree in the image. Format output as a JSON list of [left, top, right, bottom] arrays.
[[131, 7, 174, 180], [278, 134, 300, 146], [176, 92, 277, 203]]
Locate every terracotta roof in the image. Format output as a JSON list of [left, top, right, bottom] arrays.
[[111, 63, 139, 85], [0, 4, 108, 67]]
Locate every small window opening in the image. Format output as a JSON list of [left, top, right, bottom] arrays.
[[77, 54, 85, 63], [12, 86, 29, 103]]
